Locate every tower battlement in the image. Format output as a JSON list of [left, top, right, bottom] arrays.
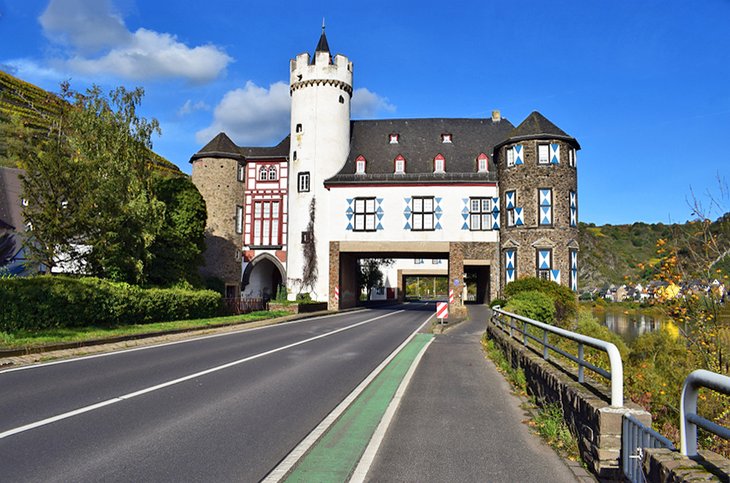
[[289, 52, 353, 94]]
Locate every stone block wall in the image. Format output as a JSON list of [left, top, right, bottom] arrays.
[[487, 319, 651, 480], [448, 241, 498, 318], [643, 448, 730, 482]]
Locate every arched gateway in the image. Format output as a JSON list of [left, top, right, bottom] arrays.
[[242, 253, 286, 301]]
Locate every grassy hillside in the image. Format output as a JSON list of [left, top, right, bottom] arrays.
[[0, 69, 180, 175], [579, 217, 730, 289]]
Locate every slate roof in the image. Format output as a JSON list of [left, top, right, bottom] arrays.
[[325, 118, 514, 185], [190, 133, 290, 162], [495, 111, 580, 149], [315, 29, 330, 55]]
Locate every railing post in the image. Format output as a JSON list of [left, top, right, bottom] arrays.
[[578, 343, 584, 383], [509, 316, 514, 338], [523, 321, 528, 346], [543, 329, 548, 360]]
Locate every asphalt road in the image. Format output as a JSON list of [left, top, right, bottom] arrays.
[[0, 304, 433, 482]]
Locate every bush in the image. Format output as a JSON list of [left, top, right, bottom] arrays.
[[0, 275, 222, 332], [505, 278, 577, 326], [504, 290, 556, 324], [489, 298, 507, 308]]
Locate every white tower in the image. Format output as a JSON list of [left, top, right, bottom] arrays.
[[287, 27, 353, 301]]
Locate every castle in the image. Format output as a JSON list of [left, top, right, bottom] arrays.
[[190, 29, 580, 317]]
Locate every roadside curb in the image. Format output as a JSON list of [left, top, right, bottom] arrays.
[[0, 307, 364, 367]]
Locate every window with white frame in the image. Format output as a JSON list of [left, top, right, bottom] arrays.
[[538, 188, 552, 226], [507, 147, 515, 167], [414, 258, 424, 264], [411, 196, 434, 231], [469, 197, 492, 231], [536, 248, 552, 280], [538, 144, 550, 164], [389, 133, 399, 144], [441, 133, 452, 143], [353, 197, 376, 232], [298, 172, 310, 192], [394, 155, 406, 174], [235, 205, 243, 234], [258, 166, 268, 181], [237, 163, 245, 182], [569, 148, 577, 168], [506, 190, 516, 227], [252, 200, 281, 246], [477, 153, 489, 172], [434, 154, 445, 173], [355, 155, 366, 174], [268, 166, 278, 181]]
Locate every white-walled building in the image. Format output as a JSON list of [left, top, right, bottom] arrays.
[[191, 29, 581, 316]]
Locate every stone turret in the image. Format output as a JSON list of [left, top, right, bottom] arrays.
[[495, 111, 581, 293], [286, 27, 353, 300]]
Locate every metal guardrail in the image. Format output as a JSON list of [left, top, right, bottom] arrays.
[[622, 414, 676, 482], [491, 306, 624, 407], [680, 369, 730, 457]]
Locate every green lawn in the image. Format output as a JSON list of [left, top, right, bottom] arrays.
[[0, 310, 291, 349]]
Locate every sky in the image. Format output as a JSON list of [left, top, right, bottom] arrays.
[[1, 0, 729, 225]]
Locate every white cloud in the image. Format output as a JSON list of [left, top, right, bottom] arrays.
[[351, 87, 396, 118], [37, 0, 231, 83], [196, 81, 291, 145], [178, 99, 210, 117]]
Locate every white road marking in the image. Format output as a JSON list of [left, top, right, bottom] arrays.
[[0, 310, 402, 440], [0, 308, 367, 375], [262, 311, 435, 483], [349, 335, 435, 482]]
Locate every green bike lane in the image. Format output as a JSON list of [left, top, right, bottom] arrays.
[[283, 333, 434, 482]]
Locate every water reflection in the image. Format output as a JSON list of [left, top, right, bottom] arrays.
[[595, 309, 665, 342]]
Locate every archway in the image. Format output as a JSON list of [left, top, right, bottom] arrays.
[[242, 253, 286, 301]]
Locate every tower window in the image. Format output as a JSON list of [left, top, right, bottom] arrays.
[[539, 188, 552, 225], [355, 155, 367, 174], [339, 95, 345, 104], [237, 163, 245, 182], [394, 154, 406, 174], [389, 133, 399, 144], [469, 198, 491, 231], [298, 172, 310, 192], [538, 144, 550, 165], [434, 154, 445, 173], [537, 248, 552, 280], [506, 190, 517, 227], [441, 133, 452, 143], [296, 123, 303, 133], [569, 148, 577, 168], [507, 147, 515, 167], [235, 205, 243, 234], [477, 153, 489, 172]]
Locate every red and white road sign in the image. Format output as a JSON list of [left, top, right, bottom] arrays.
[[436, 302, 449, 319], [449, 289, 454, 303]]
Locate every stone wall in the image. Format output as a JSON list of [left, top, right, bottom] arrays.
[[487, 319, 651, 480], [191, 157, 244, 290], [448, 242, 498, 318], [643, 448, 729, 482]]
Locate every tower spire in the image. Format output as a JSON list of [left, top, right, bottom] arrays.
[[315, 21, 330, 55]]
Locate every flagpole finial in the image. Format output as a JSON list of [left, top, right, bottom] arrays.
[[322, 18, 325, 31]]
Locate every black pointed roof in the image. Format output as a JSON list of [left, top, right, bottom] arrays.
[[496, 111, 580, 149], [315, 28, 330, 54], [190, 133, 290, 162]]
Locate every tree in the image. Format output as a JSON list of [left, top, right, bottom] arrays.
[[145, 175, 207, 286], [358, 258, 394, 296], [10, 83, 165, 284]]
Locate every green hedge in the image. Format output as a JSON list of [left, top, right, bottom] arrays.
[[503, 290, 557, 325], [0, 276, 222, 332], [504, 277, 577, 325]]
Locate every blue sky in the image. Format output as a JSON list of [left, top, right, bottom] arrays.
[[1, 0, 729, 225]]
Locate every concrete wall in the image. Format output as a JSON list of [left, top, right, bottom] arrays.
[[487, 319, 651, 480]]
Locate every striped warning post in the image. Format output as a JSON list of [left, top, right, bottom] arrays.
[[436, 302, 449, 320], [334, 286, 339, 303], [449, 289, 454, 304]]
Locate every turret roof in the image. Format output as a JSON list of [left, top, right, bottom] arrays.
[[496, 111, 580, 149], [315, 28, 330, 55], [190, 133, 290, 162]]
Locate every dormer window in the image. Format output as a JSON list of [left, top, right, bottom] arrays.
[[296, 123, 303, 133], [477, 153, 489, 172], [355, 155, 367, 174], [441, 133, 452, 143], [394, 154, 406, 174], [434, 154, 445, 173], [389, 133, 399, 144]]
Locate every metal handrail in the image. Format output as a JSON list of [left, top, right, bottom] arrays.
[[491, 306, 624, 407], [623, 414, 676, 483], [680, 369, 730, 457]]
